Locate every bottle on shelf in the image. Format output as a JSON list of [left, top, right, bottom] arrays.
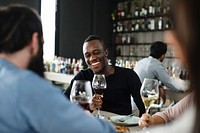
[[127, 34, 131, 44], [117, 2, 123, 19], [162, 3, 167, 15], [157, 17, 163, 30], [166, 3, 170, 15], [148, 0, 155, 16], [140, 2, 148, 17], [127, 21, 132, 31], [156, 0, 162, 16], [147, 19, 155, 30], [131, 20, 135, 31], [122, 34, 126, 44], [121, 10, 125, 18], [117, 22, 123, 32], [134, 20, 141, 31], [124, 1, 131, 18], [165, 18, 171, 29], [134, 5, 140, 17], [111, 9, 117, 21], [141, 19, 146, 31]]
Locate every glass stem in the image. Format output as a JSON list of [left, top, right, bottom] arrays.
[[97, 108, 101, 117], [146, 106, 150, 114]]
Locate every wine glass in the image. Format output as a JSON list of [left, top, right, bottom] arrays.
[[140, 78, 159, 114], [172, 67, 182, 78], [70, 80, 93, 110], [92, 74, 107, 119]]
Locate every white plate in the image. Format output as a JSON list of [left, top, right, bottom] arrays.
[[109, 115, 140, 126]]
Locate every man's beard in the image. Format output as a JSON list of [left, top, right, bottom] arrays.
[[28, 46, 45, 78]]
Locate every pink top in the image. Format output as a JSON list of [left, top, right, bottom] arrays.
[[153, 92, 194, 123]]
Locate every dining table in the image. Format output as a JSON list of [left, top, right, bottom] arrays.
[[92, 110, 142, 132]]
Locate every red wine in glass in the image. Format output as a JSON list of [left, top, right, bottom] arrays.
[[94, 87, 106, 95], [71, 95, 90, 110], [92, 74, 107, 119], [70, 80, 93, 110]]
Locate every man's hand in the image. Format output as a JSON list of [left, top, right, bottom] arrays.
[[89, 94, 103, 111], [138, 113, 154, 128]]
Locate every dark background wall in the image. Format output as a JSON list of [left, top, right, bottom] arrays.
[[56, 0, 113, 64], [0, 0, 114, 64], [0, 0, 41, 13]]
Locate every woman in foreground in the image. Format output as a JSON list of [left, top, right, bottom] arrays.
[[137, 0, 200, 132]]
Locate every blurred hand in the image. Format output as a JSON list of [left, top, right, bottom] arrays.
[[89, 94, 103, 111], [138, 113, 154, 128]]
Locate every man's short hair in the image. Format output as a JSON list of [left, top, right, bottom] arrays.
[[0, 4, 43, 53], [84, 35, 106, 49], [150, 41, 167, 59]]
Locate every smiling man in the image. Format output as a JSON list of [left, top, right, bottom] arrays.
[[64, 35, 145, 116]]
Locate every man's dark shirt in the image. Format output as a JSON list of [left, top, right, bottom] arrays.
[[64, 66, 145, 116]]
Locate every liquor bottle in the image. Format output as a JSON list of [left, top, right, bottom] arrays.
[[149, 19, 155, 30], [152, 0, 156, 16], [124, 21, 128, 32], [66, 58, 71, 74], [127, 34, 131, 44], [131, 21, 135, 31], [156, 0, 162, 15], [129, 47, 134, 56], [121, 10, 125, 18], [165, 18, 171, 29], [166, 4, 170, 15], [157, 17, 163, 30], [117, 2, 123, 19], [141, 19, 146, 31], [124, 1, 131, 18], [162, 4, 167, 15], [121, 2, 125, 18], [111, 10, 117, 21], [144, 2, 149, 16], [135, 20, 140, 31], [140, 2, 148, 17], [148, 0, 153, 16], [122, 34, 126, 44], [127, 21, 132, 31], [117, 22, 123, 32], [149, 0, 155, 16], [134, 5, 139, 17]]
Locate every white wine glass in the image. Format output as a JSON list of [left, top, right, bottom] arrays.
[[172, 66, 181, 78], [70, 80, 93, 110], [140, 78, 159, 114], [92, 74, 107, 119]]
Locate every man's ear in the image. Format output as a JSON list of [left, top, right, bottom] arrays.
[[105, 49, 108, 57], [30, 32, 39, 56], [161, 54, 165, 59]]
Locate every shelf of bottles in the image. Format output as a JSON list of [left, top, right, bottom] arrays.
[[44, 56, 84, 75], [112, 0, 175, 69]]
